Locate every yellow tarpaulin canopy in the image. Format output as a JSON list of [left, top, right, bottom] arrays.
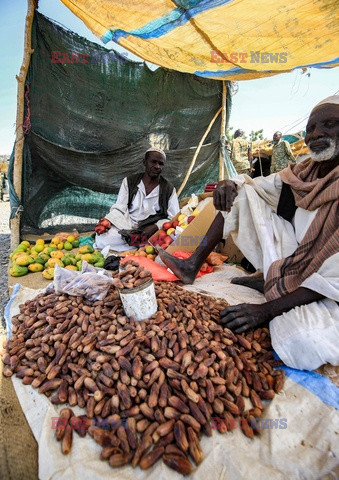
[[60, 0, 338, 80], [252, 138, 309, 158]]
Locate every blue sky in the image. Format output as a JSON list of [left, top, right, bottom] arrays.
[[0, 0, 338, 154]]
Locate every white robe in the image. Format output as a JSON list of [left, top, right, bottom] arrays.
[[221, 173, 339, 370], [95, 178, 179, 251]]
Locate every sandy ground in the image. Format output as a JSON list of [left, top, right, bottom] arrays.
[[0, 201, 10, 327]]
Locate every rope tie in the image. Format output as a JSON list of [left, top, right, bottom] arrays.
[[22, 84, 31, 135]]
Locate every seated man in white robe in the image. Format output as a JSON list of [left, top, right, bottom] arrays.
[[158, 96, 339, 371], [95, 148, 179, 251]]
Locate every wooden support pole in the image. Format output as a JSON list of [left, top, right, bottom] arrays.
[[219, 81, 227, 181], [177, 107, 222, 197], [10, 0, 35, 249]]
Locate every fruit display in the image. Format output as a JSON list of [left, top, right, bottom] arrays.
[[9, 239, 105, 279], [149, 222, 176, 248], [149, 207, 201, 249], [95, 218, 111, 235], [177, 208, 200, 231], [119, 246, 156, 261], [2, 278, 285, 473], [50, 231, 80, 249]]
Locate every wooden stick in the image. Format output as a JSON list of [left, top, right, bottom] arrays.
[[219, 81, 227, 181], [177, 107, 222, 197], [10, 0, 35, 249], [258, 146, 263, 176]]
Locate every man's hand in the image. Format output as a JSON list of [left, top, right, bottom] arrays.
[[220, 287, 325, 334], [220, 303, 273, 333], [213, 180, 238, 212], [95, 218, 111, 235], [141, 224, 158, 238]]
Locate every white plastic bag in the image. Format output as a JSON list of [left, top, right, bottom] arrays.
[[53, 262, 113, 301], [180, 193, 199, 216]]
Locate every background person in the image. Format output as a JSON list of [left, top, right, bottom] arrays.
[[227, 129, 252, 174], [270, 131, 296, 173]]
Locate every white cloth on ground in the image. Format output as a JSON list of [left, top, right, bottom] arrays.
[[6, 279, 339, 480], [270, 298, 339, 370], [221, 172, 339, 370], [95, 177, 179, 251]]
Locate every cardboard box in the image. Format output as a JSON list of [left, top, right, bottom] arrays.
[[217, 235, 244, 264], [154, 198, 216, 254], [179, 192, 213, 209]]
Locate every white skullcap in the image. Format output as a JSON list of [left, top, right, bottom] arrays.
[[312, 95, 339, 112], [145, 147, 166, 160]]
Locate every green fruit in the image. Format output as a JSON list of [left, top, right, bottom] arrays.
[[81, 254, 95, 264], [75, 254, 82, 262], [16, 254, 35, 266], [68, 257, 77, 266], [64, 241, 73, 251], [13, 246, 26, 254], [43, 267, 55, 280], [10, 265, 29, 277], [61, 256, 71, 266], [71, 240, 79, 248], [79, 245, 94, 254], [92, 253, 103, 263], [76, 260, 83, 271], [34, 244, 44, 253], [34, 257, 46, 266], [38, 253, 50, 263], [28, 263, 44, 272], [94, 260, 105, 268], [47, 247, 58, 254]]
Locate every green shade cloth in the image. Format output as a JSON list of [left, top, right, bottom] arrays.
[[9, 13, 232, 235]]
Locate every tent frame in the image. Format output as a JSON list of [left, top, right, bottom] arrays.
[[11, 2, 229, 245], [11, 0, 36, 249]]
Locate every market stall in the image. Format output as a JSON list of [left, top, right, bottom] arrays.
[[3, 1, 338, 478]]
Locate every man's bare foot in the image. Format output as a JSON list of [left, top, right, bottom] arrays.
[[157, 248, 199, 284], [231, 276, 265, 293]]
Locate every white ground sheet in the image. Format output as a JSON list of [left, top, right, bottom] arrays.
[[7, 266, 339, 479]]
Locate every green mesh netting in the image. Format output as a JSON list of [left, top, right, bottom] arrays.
[[9, 12, 232, 235]]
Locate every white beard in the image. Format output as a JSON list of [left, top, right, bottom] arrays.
[[308, 138, 338, 162]]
